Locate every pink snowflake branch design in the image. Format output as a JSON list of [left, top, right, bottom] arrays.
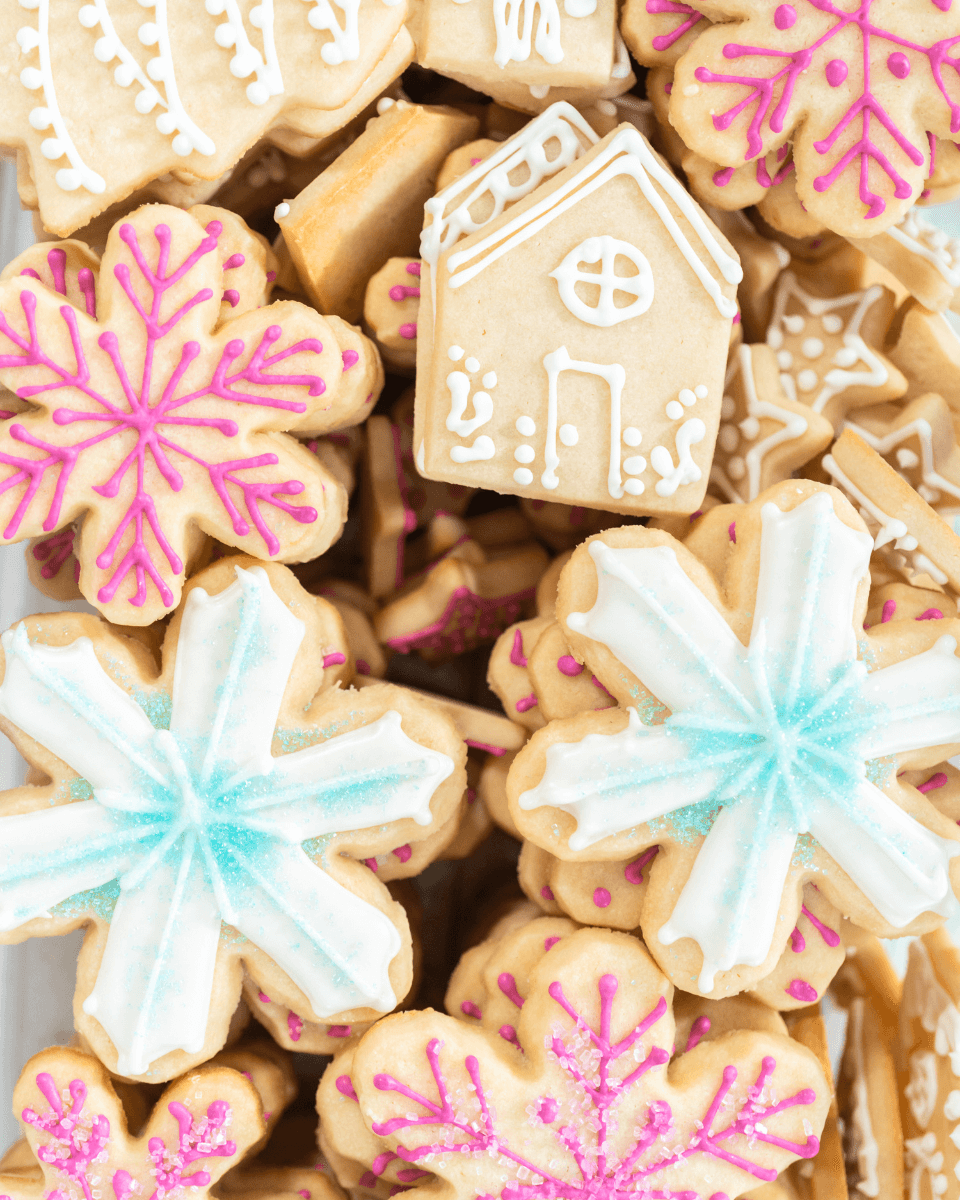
[[142, 1099, 236, 1200], [31, 525, 77, 579], [21, 1073, 110, 1200], [371, 974, 820, 1199], [646, 0, 705, 53], [0, 219, 330, 609], [20, 247, 97, 318], [693, 0, 960, 217]]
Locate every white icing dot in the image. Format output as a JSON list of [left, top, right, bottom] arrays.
[[896, 447, 919, 469], [529, 83, 550, 98], [783, 314, 805, 334], [678, 388, 697, 406], [20, 67, 44, 90], [483, 372, 497, 388], [559, 424, 578, 446], [624, 478, 645, 495], [515, 445, 535, 463], [777, 350, 794, 370], [666, 400, 685, 420], [624, 455, 646, 474], [138, 20, 159, 44], [516, 415, 536, 436], [623, 427, 643, 446], [822, 314, 843, 334], [728, 456, 746, 480], [274, 202, 290, 220], [465, 357, 480, 373], [448, 345, 464, 361], [718, 425, 739, 453], [802, 337, 824, 359], [376, 97, 395, 113], [797, 368, 818, 392], [720, 395, 736, 419], [834, 346, 858, 367], [739, 416, 760, 441], [514, 467, 533, 485], [694, 384, 708, 399], [766, 327, 783, 350]]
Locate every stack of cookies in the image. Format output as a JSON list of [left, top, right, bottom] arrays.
[[1, 3, 960, 1196]]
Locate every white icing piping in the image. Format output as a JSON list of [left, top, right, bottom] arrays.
[[421, 102, 599, 313], [139, 0, 216, 156], [767, 274, 889, 418], [712, 344, 809, 503], [889, 209, 960, 289], [543, 347, 625, 497], [19, 0, 106, 194], [78, 0, 166, 117], [299, 0, 362, 64], [446, 127, 742, 319], [493, 0, 564, 67], [845, 415, 960, 507], [205, 0, 283, 105]]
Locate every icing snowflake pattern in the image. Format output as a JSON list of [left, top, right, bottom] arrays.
[[0, 211, 341, 620], [673, 0, 960, 230], [0, 566, 454, 1075], [362, 938, 825, 1199], [519, 492, 960, 990]]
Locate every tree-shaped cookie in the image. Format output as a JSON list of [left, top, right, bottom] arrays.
[[0, 1045, 264, 1200], [0, 204, 376, 624], [351, 927, 830, 1199], [507, 481, 960, 998], [669, 0, 960, 236], [0, 557, 465, 1082]]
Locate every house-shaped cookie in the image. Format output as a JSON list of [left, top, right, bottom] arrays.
[[414, 118, 741, 515]]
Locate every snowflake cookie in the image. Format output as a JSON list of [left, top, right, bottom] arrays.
[[0, 204, 376, 625], [0, 557, 465, 1081], [0, 0, 410, 237], [669, 0, 960, 236], [507, 481, 960, 999], [350, 926, 830, 1199], [1, 1045, 264, 1200]]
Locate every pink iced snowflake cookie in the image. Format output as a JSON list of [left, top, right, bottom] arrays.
[[669, 0, 960, 236], [0, 557, 464, 1081], [350, 927, 830, 1199], [2, 1046, 263, 1200], [0, 204, 371, 624], [507, 480, 960, 1000]]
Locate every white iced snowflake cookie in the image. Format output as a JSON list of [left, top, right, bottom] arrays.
[[0, 556, 465, 1082], [507, 480, 960, 999]]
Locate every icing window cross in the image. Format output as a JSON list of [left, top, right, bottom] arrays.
[[551, 236, 654, 327]]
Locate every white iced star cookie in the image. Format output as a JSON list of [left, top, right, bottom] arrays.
[[507, 480, 960, 999], [0, 557, 465, 1082]]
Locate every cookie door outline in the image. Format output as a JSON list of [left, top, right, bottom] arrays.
[[550, 236, 654, 327], [542, 346, 627, 498]]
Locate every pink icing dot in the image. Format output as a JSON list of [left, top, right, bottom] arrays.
[[263, 1111, 272, 1121], [557, 655, 583, 676], [461, 1000, 482, 1019], [498, 973, 525, 1008], [399, 322, 417, 340], [223, 289, 240, 308], [665, 81, 673, 94], [887, 51, 910, 77], [364, 857, 379, 871], [537, 1097, 559, 1123], [789, 926, 805, 953], [774, 3, 795, 26], [516, 693, 539, 713], [223, 253, 245, 270], [541, 885, 555, 901], [323, 652, 347, 668], [356, 658, 371, 673], [406, 262, 421, 276], [328, 1025, 351, 1037], [470, 157, 483, 165], [358, 1173, 377, 1189], [287, 1012, 303, 1041], [786, 979, 818, 1002], [544, 936, 560, 951], [336, 1075, 358, 1101], [258, 991, 271, 1003], [728, 522, 736, 544], [919, 772, 948, 793], [298, 1191, 310, 1198], [917, 608, 943, 620], [393, 843, 412, 862], [713, 166, 735, 187], [467, 787, 477, 804], [342, 349, 359, 369], [266, 270, 277, 282], [593, 887, 612, 908], [825, 58, 848, 86], [499, 1024, 520, 1048], [881, 598, 897, 623]]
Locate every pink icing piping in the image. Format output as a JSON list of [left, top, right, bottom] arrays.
[[385, 584, 536, 656], [498, 972, 525, 1008], [685, 1015, 711, 1052], [624, 846, 659, 885], [919, 772, 948, 793], [645, 0, 704, 51], [31, 525, 75, 578], [461, 1001, 482, 1019], [510, 628, 528, 667]]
